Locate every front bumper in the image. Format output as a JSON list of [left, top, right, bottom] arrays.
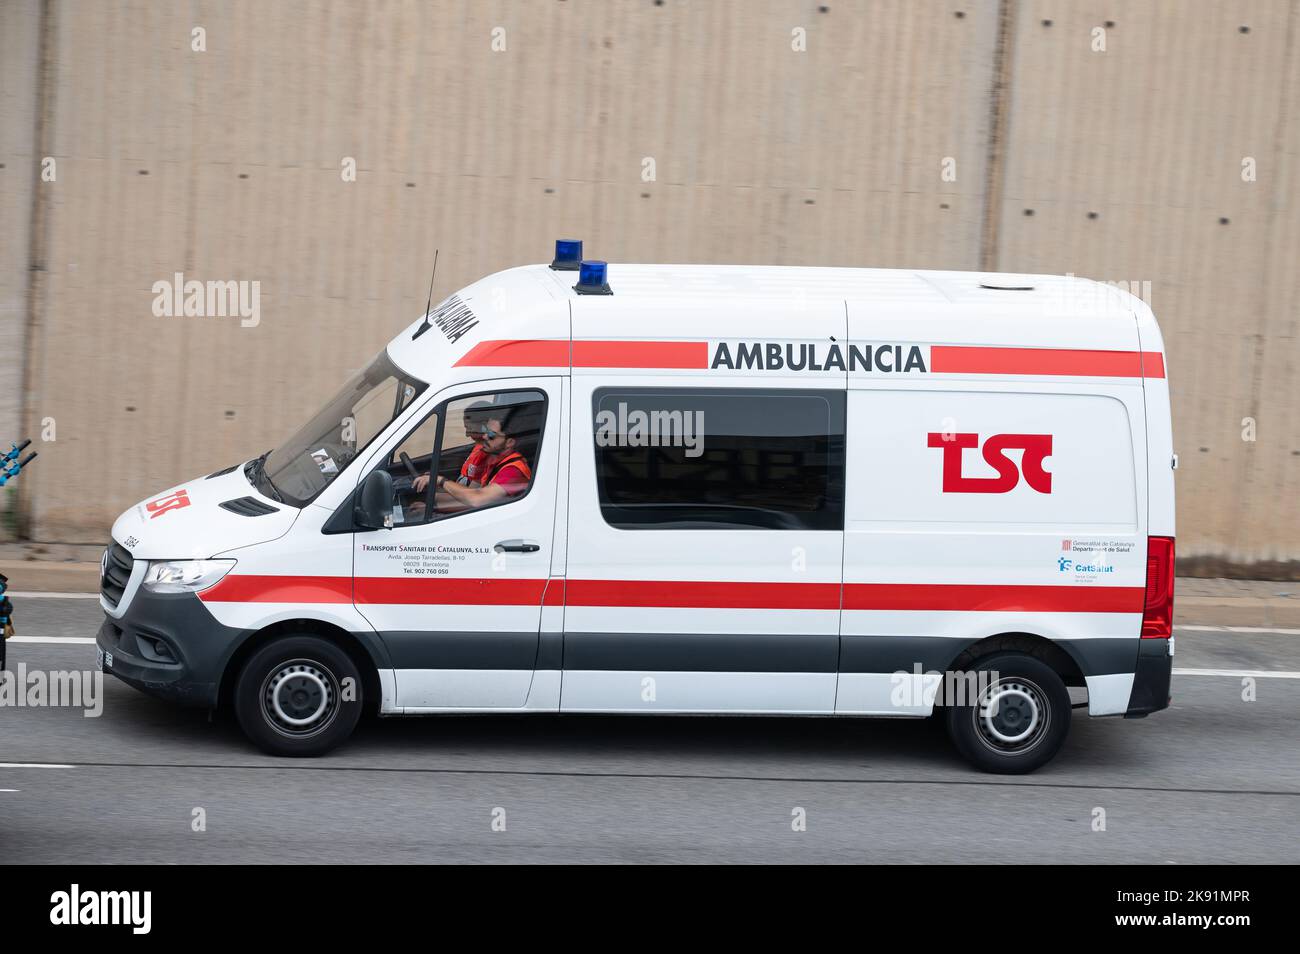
[[97, 587, 250, 709], [1124, 637, 1173, 717]]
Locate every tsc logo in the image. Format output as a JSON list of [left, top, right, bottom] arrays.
[[927, 432, 1053, 494], [145, 489, 191, 519]]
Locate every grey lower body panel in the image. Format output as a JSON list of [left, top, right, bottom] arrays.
[[841, 634, 1138, 677], [377, 631, 1139, 678], [563, 631, 839, 673]]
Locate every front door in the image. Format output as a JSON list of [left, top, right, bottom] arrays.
[[352, 378, 561, 709]]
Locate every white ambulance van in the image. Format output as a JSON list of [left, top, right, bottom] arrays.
[[98, 243, 1176, 773]]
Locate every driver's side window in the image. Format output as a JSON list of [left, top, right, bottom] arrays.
[[381, 388, 546, 528], [386, 406, 442, 528]]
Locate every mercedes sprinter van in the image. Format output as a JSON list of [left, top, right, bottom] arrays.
[[98, 245, 1175, 773]]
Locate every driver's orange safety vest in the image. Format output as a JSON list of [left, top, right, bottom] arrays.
[[486, 451, 533, 488]]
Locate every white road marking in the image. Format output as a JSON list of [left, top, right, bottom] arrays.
[[1176, 624, 1300, 636], [8, 636, 97, 644], [0, 763, 74, 769], [5, 592, 100, 599], [1175, 668, 1300, 679], [0, 789, 20, 792]]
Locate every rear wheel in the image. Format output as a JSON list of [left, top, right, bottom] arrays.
[[234, 635, 362, 757], [944, 653, 1070, 774]]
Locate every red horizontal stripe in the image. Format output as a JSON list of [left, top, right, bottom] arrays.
[[200, 575, 548, 606], [565, 578, 841, 610], [931, 345, 1164, 378], [542, 577, 566, 607], [842, 583, 1144, 613], [454, 340, 569, 368], [454, 339, 709, 369], [572, 340, 709, 369], [199, 574, 352, 603], [454, 339, 1167, 378], [354, 577, 548, 605], [200, 575, 1142, 613]]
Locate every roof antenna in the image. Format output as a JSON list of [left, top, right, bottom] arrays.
[[412, 248, 440, 340]]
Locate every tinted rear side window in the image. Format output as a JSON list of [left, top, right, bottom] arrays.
[[593, 388, 845, 530]]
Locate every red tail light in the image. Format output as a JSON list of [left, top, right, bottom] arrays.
[[1142, 536, 1175, 638]]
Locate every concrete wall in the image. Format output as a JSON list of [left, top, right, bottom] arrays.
[[2, 0, 1296, 574], [0, 0, 43, 532]]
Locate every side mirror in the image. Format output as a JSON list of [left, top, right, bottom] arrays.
[[354, 470, 395, 530]]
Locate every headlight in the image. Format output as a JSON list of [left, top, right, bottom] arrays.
[[142, 560, 236, 594]]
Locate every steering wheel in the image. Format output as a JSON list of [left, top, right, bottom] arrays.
[[399, 452, 420, 480]]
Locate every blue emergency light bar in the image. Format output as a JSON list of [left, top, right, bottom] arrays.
[[550, 239, 583, 270], [573, 260, 612, 296]]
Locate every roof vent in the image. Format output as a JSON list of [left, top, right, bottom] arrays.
[[979, 281, 1035, 291]]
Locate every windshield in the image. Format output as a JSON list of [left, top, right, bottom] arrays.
[[256, 351, 427, 507]]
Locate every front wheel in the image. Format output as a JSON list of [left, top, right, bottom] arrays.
[[945, 653, 1070, 774], [234, 635, 363, 757]]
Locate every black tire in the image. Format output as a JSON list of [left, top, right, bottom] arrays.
[[944, 652, 1070, 774], [233, 635, 363, 757]]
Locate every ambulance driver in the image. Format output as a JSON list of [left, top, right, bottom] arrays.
[[409, 400, 497, 504], [456, 400, 499, 486], [420, 406, 535, 511]]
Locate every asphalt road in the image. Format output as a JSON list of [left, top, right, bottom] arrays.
[[2, 598, 1297, 863]]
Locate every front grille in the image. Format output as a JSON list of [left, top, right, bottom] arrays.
[[100, 541, 133, 607]]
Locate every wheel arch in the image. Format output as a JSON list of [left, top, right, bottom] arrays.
[[218, 618, 387, 715], [943, 631, 1087, 688]]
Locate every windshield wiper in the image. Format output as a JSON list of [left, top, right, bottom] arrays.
[[246, 450, 283, 503], [244, 451, 267, 482]]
